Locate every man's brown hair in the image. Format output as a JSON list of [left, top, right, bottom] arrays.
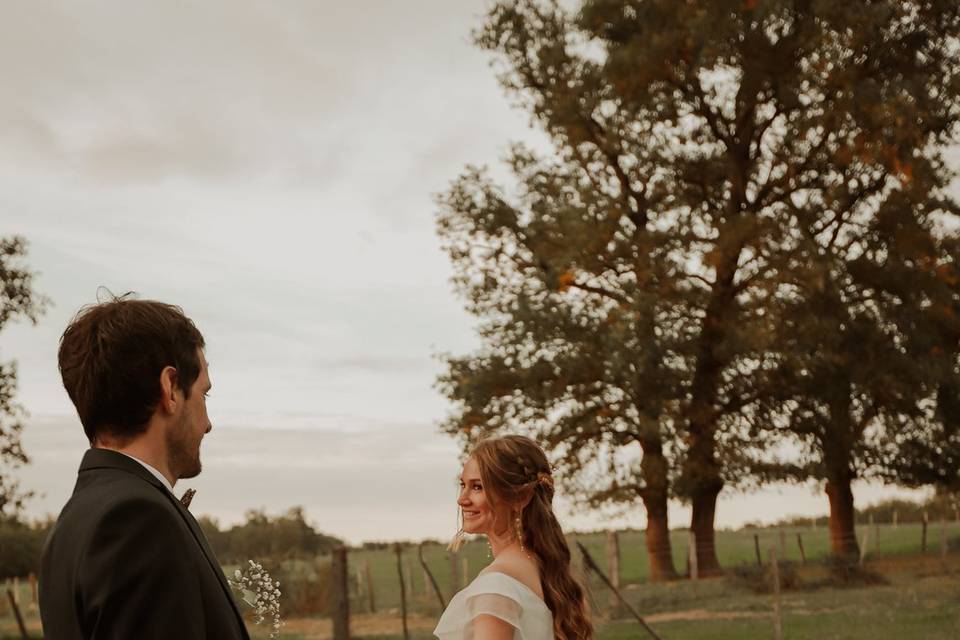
[[58, 295, 206, 443]]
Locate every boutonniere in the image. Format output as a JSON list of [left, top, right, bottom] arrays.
[[180, 488, 196, 509], [229, 560, 282, 638]]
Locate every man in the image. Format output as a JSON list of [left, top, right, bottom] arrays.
[[40, 297, 249, 639]]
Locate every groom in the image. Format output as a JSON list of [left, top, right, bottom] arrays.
[[39, 297, 249, 639]]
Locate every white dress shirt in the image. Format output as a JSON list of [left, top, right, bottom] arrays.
[[118, 451, 176, 495]]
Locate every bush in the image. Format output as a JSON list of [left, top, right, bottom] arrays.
[[726, 562, 801, 594], [0, 516, 52, 579], [271, 558, 333, 617]]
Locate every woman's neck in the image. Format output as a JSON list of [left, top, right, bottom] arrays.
[[487, 530, 519, 557]]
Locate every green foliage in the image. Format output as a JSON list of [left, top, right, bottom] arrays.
[[0, 236, 48, 516], [436, 0, 960, 570], [198, 507, 343, 564], [0, 514, 53, 579]]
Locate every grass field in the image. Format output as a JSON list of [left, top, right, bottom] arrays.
[[3, 523, 959, 639], [343, 522, 956, 613], [239, 553, 960, 639]]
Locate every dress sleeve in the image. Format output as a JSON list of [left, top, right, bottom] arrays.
[[463, 592, 523, 638]]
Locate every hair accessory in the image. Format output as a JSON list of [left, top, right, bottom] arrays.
[[536, 472, 554, 490]]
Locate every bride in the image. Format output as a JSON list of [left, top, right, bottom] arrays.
[[434, 435, 593, 640]]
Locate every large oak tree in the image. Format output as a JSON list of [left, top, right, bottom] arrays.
[[437, 0, 960, 574]]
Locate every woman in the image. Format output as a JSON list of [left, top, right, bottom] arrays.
[[434, 435, 593, 640]]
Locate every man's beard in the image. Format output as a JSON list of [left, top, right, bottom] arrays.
[[167, 413, 202, 480]]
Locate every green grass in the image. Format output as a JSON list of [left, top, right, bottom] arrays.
[[224, 523, 958, 618], [5, 524, 959, 639]]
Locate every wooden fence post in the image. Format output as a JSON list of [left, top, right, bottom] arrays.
[[688, 531, 698, 581], [6, 589, 28, 640], [422, 565, 432, 601], [355, 565, 364, 604], [796, 533, 806, 564], [922, 512, 929, 553], [575, 542, 664, 640], [394, 544, 410, 640], [859, 527, 870, 566], [940, 518, 948, 564], [364, 559, 376, 613], [607, 530, 621, 614], [331, 547, 350, 640], [450, 549, 462, 598], [770, 549, 783, 640], [418, 543, 446, 610], [404, 559, 415, 597], [754, 533, 762, 567]]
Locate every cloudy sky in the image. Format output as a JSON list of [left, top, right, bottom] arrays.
[[3, 1, 931, 543]]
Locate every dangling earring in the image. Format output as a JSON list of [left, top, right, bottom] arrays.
[[486, 538, 493, 559]]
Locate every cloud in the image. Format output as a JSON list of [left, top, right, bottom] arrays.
[[0, 0, 521, 190], [314, 355, 430, 374]]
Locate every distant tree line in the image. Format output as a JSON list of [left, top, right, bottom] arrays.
[[197, 507, 343, 564], [749, 492, 960, 529], [0, 507, 342, 579]]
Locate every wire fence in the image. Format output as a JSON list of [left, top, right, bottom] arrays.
[[4, 518, 959, 639]]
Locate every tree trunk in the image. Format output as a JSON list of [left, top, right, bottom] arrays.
[[824, 390, 860, 561], [690, 478, 724, 577], [681, 247, 742, 579], [825, 474, 859, 561], [639, 438, 678, 581], [641, 490, 677, 581]]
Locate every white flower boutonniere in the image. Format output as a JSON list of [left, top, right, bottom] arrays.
[[229, 560, 282, 638]]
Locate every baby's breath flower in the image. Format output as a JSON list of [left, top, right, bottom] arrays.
[[228, 560, 283, 639]]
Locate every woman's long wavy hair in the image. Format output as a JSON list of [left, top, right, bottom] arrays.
[[468, 435, 593, 640]]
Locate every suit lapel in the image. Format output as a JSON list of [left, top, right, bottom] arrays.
[[168, 494, 248, 622]]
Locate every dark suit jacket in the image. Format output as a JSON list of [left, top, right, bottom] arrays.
[[39, 448, 250, 640]]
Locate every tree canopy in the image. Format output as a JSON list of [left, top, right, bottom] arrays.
[[437, 0, 960, 574]]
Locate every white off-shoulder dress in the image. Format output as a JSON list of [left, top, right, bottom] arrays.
[[434, 571, 554, 640]]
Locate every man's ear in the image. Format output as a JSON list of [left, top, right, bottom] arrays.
[[158, 366, 181, 415]]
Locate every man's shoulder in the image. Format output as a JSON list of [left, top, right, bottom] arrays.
[[55, 467, 180, 537]]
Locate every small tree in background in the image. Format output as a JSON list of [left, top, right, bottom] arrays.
[[0, 236, 48, 516]]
